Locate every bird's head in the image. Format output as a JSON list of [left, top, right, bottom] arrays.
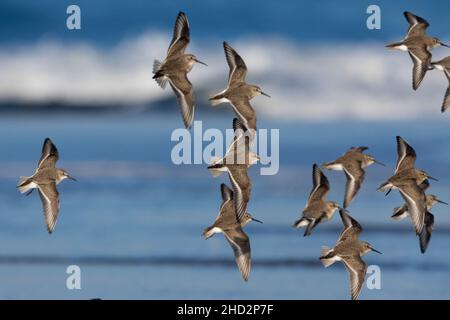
[[249, 85, 270, 99], [57, 169, 77, 182], [240, 212, 263, 227], [361, 241, 382, 255]]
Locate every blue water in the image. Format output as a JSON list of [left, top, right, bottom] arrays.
[[0, 0, 450, 300], [0, 113, 448, 299], [1, 0, 450, 45]]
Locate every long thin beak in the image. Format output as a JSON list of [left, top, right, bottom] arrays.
[[428, 176, 439, 182], [261, 91, 271, 98], [195, 59, 208, 66], [68, 176, 78, 182], [437, 199, 449, 205], [371, 248, 382, 254], [251, 217, 263, 224], [440, 42, 450, 48], [374, 160, 386, 166]]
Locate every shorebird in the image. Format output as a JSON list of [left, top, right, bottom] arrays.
[[378, 136, 437, 234], [430, 56, 450, 112], [293, 164, 340, 236], [391, 177, 447, 253], [208, 118, 259, 219], [17, 138, 76, 233], [203, 183, 262, 281], [320, 209, 381, 300], [209, 42, 270, 131], [386, 11, 449, 90], [152, 11, 207, 129], [322, 146, 384, 208]]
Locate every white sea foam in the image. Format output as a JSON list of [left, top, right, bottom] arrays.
[[0, 32, 448, 120]]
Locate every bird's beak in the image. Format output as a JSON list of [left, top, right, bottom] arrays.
[[440, 42, 450, 48], [68, 175, 78, 182], [251, 217, 263, 224], [195, 59, 208, 66], [261, 91, 271, 98], [437, 199, 449, 205], [371, 248, 382, 254], [374, 160, 386, 166], [428, 176, 439, 182]]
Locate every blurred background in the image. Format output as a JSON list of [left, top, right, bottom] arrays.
[[0, 0, 449, 299]]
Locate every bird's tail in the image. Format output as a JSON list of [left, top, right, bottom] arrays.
[[385, 41, 404, 50], [392, 206, 408, 220], [292, 217, 309, 228], [208, 93, 227, 107], [377, 181, 391, 192], [319, 246, 336, 267], [208, 163, 227, 178], [17, 176, 33, 194], [152, 59, 168, 89], [202, 226, 216, 239]]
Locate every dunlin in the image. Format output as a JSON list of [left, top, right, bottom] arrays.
[[209, 42, 270, 131], [431, 56, 450, 112], [320, 209, 381, 300], [293, 164, 340, 236], [378, 136, 437, 234], [208, 118, 259, 219], [322, 146, 384, 208], [386, 11, 449, 90], [203, 183, 262, 281], [17, 138, 76, 234], [153, 12, 207, 129]]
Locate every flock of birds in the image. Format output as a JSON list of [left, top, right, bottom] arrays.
[[14, 11, 449, 300]]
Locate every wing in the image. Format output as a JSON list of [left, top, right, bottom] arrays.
[[219, 183, 233, 212], [227, 166, 251, 220], [404, 11, 429, 39], [168, 73, 195, 129], [223, 42, 247, 88], [398, 181, 426, 234], [395, 136, 416, 173], [307, 164, 330, 205], [37, 183, 60, 234], [419, 212, 434, 253], [223, 227, 251, 281], [167, 12, 190, 57], [338, 209, 362, 243], [37, 138, 59, 171], [343, 162, 365, 208], [408, 46, 431, 90], [228, 97, 257, 131], [341, 255, 367, 300], [442, 71, 450, 112]]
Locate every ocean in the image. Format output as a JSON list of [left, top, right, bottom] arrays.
[[0, 0, 449, 299]]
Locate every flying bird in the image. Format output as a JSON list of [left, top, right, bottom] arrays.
[[208, 118, 259, 219], [209, 42, 270, 132], [203, 184, 262, 281], [322, 146, 384, 208], [293, 164, 340, 236], [17, 138, 76, 233], [153, 11, 207, 129], [431, 56, 450, 112], [386, 11, 449, 90], [320, 209, 381, 300]]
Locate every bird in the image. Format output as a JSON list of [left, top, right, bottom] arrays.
[[209, 42, 270, 132], [320, 209, 382, 300], [321, 146, 384, 208], [430, 56, 450, 112], [208, 118, 259, 219], [203, 183, 262, 281], [17, 138, 76, 233], [386, 11, 449, 90], [152, 11, 207, 129], [378, 136, 437, 235], [293, 164, 340, 236], [391, 177, 447, 253]]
